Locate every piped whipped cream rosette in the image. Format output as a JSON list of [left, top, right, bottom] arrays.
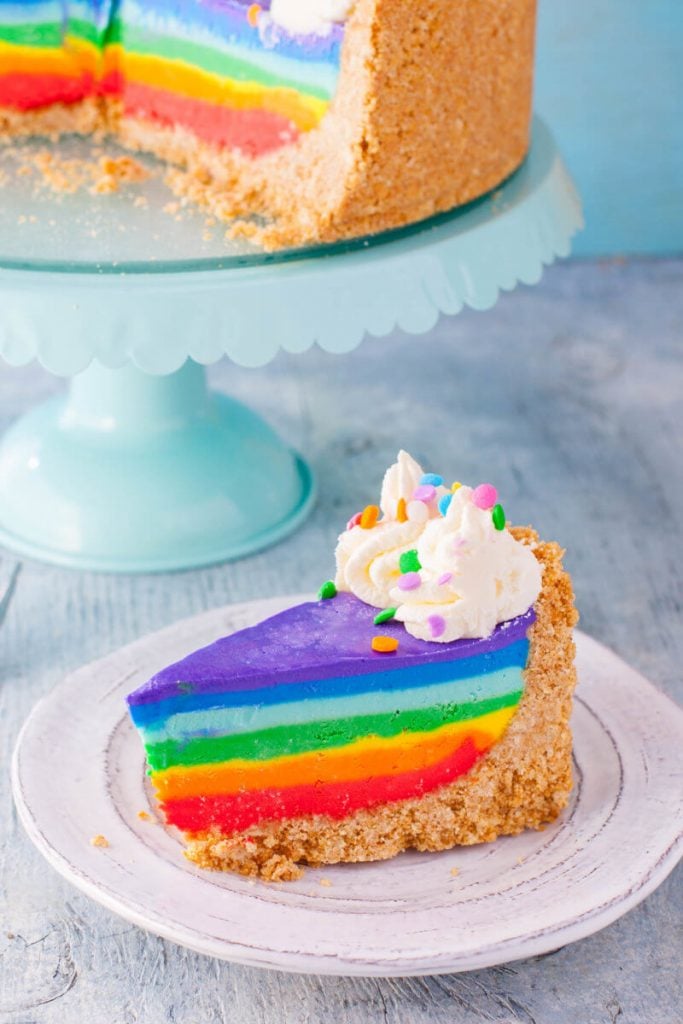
[[334, 453, 542, 644], [334, 451, 449, 607]]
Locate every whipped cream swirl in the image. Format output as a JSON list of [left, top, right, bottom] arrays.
[[269, 0, 354, 36], [334, 452, 542, 643], [334, 451, 447, 607]]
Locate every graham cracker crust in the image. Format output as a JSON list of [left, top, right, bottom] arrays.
[[0, 98, 104, 142], [185, 528, 578, 881], [1, 0, 536, 249]]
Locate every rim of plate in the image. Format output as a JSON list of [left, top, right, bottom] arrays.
[[11, 596, 683, 976]]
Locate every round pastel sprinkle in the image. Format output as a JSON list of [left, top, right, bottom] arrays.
[[438, 571, 452, 585], [396, 496, 408, 523], [492, 503, 506, 531], [407, 500, 429, 523], [398, 571, 421, 591], [451, 481, 462, 493], [413, 484, 437, 503], [347, 511, 362, 530], [360, 504, 380, 529], [399, 549, 421, 574], [438, 493, 453, 517], [428, 614, 446, 639], [372, 635, 399, 654], [318, 580, 337, 600], [472, 483, 498, 510], [374, 607, 397, 625], [420, 473, 443, 487]]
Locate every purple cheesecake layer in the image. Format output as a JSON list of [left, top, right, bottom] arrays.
[[128, 593, 536, 708]]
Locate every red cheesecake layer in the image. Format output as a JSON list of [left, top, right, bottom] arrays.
[[0, 71, 94, 109], [163, 735, 482, 835], [119, 81, 299, 156]]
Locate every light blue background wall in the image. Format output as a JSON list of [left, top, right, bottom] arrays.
[[535, 0, 682, 257]]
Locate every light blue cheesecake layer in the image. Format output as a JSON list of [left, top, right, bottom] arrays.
[[141, 663, 527, 745], [0, 1, 63, 25]]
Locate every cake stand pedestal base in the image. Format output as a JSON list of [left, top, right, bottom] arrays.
[[0, 361, 314, 572]]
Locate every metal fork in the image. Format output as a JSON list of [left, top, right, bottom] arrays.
[[0, 559, 21, 629]]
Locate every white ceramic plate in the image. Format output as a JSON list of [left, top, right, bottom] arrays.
[[12, 596, 683, 977]]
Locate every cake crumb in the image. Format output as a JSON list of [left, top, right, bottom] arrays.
[[137, 810, 151, 821], [450, 867, 460, 877], [13, 148, 150, 197], [91, 834, 109, 848], [90, 155, 150, 194], [319, 878, 333, 888]]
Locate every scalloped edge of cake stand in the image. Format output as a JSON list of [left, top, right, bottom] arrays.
[[0, 119, 583, 376]]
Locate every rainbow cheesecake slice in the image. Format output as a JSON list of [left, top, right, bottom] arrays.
[[129, 596, 532, 835], [127, 453, 577, 880]]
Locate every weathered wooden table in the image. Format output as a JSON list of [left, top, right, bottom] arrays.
[[1, 258, 681, 1023]]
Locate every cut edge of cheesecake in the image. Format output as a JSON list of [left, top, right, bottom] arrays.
[[137, 0, 537, 249], [0, 0, 536, 249], [184, 527, 577, 881]]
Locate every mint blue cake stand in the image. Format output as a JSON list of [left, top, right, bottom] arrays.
[[0, 118, 582, 573]]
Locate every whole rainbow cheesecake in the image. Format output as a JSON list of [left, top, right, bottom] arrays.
[[0, 0, 537, 248], [127, 452, 578, 880]]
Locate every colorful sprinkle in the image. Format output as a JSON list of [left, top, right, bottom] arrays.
[[246, 3, 261, 26], [472, 483, 498, 510], [407, 500, 429, 524], [396, 497, 408, 523], [413, 484, 437, 503], [318, 580, 337, 600], [360, 504, 380, 529], [399, 549, 421, 574], [438, 493, 453, 517], [492, 504, 506, 531], [372, 635, 399, 654], [346, 511, 362, 530], [438, 572, 452, 585], [420, 473, 443, 487], [374, 607, 397, 625], [454, 537, 467, 550], [398, 571, 421, 591], [451, 481, 462, 493], [428, 615, 446, 639]]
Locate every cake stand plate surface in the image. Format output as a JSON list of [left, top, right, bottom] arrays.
[[0, 119, 581, 375], [12, 596, 683, 978], [0, 118, 581, 571]]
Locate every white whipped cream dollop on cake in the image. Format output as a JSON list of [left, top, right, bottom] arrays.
[[269, 0, 355, 36], [334, 451, 542, 642], [334, 451, 447, 608]]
